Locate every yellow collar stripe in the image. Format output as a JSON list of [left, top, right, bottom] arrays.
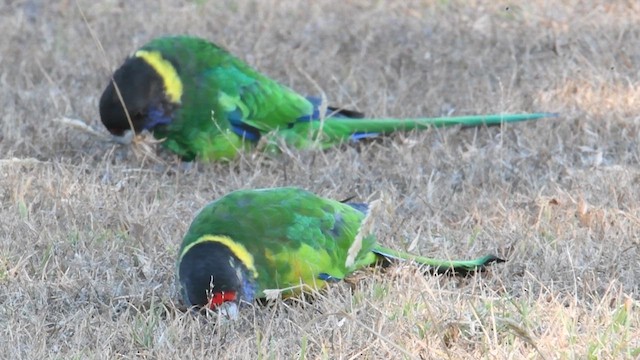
[[134, 50, 183, 104], [180, 235, 258, 278]]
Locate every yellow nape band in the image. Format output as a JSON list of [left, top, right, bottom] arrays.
[[134, 50, 183, 104], [180, 235, 258, 278]]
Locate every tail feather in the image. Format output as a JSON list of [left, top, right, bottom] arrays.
[[331, 112, 558, 133], [311, 112, 559, 144], [372, 245, 505, 275], [276, 112, 558, 149]]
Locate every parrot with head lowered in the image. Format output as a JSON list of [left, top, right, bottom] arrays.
[[177, 187, 504, 310], [99, 35, 557, 162]]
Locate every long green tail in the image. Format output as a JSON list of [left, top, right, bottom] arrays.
[[278, 112, 558, 148], [323, 112, 559, 136], [372, 245, 505, 275]]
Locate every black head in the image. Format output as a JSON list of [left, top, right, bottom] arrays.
[[99, 56, 167, 135], [178, 240, 255, 308]]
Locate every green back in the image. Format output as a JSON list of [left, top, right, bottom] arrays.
[[179, 187, 377, 296], [141, 36, 313, 161]]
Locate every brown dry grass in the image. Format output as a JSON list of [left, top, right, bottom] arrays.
[[1, 0, 639, 358]]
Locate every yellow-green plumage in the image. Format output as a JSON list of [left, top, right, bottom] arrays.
[[99, 35, 558, 161], [177, 187, 503, 309]]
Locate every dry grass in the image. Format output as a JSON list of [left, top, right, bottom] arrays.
[[1, 0, 639, 358]]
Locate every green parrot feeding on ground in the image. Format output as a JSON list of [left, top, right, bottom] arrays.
[[99, 35, 556, 161], [177, 187, 504, 311]]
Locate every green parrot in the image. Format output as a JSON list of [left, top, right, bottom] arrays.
[[99, 35, 557, 161], [177, 187, 504, 309]]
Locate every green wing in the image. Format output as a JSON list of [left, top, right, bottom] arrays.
[[143, 36, 314, 161], [179, 187, 377, 297], [204, 63, 313, 132]]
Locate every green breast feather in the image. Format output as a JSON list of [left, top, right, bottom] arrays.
[[177, 187, 503, 309]]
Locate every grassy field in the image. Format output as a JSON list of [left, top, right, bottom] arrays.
[[1, 0, 639, 358]]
